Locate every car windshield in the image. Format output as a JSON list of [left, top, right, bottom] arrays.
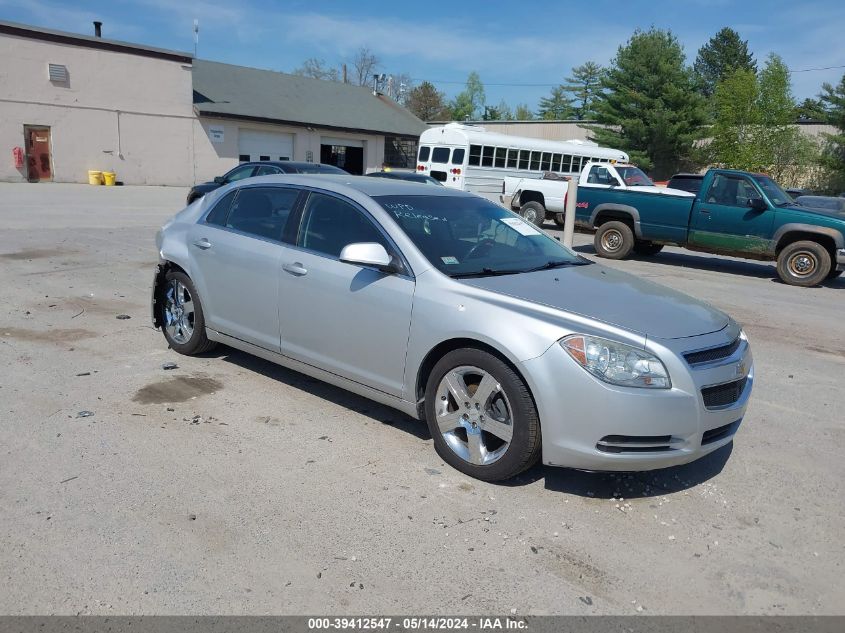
[[616, 166, 653, 186], [374, 195, 587, 277], [752, 175, 791, 206]]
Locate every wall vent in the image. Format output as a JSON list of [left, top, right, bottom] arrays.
[[48, 63, 68, 83]]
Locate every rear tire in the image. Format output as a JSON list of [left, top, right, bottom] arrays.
[[633, 240, 664, 256], [553, 213, 567, 228], [776, 241, 831, 287], [159, 271, 217, 355], [424, 348, 541, 482], [594, 221, 635, 259], [519, 201, 545, 227]]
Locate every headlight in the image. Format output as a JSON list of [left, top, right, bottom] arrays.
[[561, 334, 671, 389]]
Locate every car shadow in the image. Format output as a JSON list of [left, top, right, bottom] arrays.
[[204, 345, 430, 441], [204, 345, 733, 497], [572, 244, 844, 287]]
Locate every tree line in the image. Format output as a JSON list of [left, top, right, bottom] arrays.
[[292, 29, 845, 190]]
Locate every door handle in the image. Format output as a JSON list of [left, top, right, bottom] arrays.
[[283, 262, 308, 276], [192, 238, 212, 250], [699, 208, 711, 215]]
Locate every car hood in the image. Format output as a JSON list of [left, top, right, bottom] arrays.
[[458, 264, 730, 340], [785, 203, 845, 221]]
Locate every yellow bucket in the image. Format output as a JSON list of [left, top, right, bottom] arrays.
[[88, 170, 103, 185], [102, 171, 116, 186]]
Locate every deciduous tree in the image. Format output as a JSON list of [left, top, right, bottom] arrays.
[[819, 73, 845, 192], [450, 72, 486, 120], [293, 57, 339, 82]]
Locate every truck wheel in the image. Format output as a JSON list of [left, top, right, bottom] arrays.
[[519, 201, 545, 227], [776, 241, 831, 287], [553, 213, 566, 227], [633, 240, 664, 256], [594, 221, 634, 259]]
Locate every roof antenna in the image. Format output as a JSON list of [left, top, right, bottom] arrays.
[[193, 19, 199, 58]]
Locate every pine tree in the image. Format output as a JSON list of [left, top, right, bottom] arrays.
[[562, 62, 604, 120], [405, 81, 449, 121], [819, 73, 845, 193], [590, 28, 707, 178], [537, 86, 574, 120], [694, 27, 756, 98]]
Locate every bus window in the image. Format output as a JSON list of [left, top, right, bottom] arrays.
[[506, 149, 518, 168], [530, 151, 541, 171], [452, 148, 465, 164], [419, 146, 431, 162], [551, 154, 562, 171], [518, 150, 530, 170], [561, 155, 573, 172], [468, 145, 482, 166], [432, 147, 450, 164], [495, 147, 507, 168], [540, 152, 551, 171], [482, 146, 495, 167]]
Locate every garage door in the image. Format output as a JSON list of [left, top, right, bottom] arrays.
[[238, 129, 294, 162]]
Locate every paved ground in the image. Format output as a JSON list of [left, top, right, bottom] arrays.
[[1, 183, 843, 616]]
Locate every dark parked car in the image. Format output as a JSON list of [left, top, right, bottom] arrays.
[[187, 161, 347, 204], [366, 170, 443, 186], [795, 195, 845, 213], [666, 173, 704, 194]]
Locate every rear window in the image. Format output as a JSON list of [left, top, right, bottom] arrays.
[[452, 148, 465, 164], [668, 175, 704, 193], [432, 147, 450, 163], [418, 146, 431, 162]]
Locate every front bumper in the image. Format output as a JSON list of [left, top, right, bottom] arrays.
[[836, 248, 845, 271], [520, 325, 753, 471]]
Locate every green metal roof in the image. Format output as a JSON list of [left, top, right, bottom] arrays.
[[192, 60, 426, 139]]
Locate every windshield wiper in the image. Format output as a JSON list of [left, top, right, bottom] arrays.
[[450, 267, 525, 278], [522, 259, 590, 273]]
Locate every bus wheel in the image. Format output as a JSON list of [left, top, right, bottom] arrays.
[[519, 201, 545, 227]]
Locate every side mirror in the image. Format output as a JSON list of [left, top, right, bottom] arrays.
[[213, 176, 226, 184], [747, 197, 767, 212], [339, 242, 396, 272]]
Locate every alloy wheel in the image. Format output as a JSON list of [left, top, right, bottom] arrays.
[[164, 279, 195, 344]]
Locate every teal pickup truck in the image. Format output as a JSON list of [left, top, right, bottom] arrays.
[[571, 164, 845, 287]]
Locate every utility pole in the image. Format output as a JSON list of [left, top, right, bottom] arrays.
[[193, 19, 199, 57]]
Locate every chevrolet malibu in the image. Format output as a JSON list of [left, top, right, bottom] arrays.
[[152, 175, 753, 481]]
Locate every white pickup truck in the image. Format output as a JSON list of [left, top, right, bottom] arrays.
[[502, 162, 694, 226]]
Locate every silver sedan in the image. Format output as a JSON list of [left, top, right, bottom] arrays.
[[152, 175, 753, 481]]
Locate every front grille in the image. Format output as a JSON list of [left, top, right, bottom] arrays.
[[701, 377, 747, 409], [596, 434, 674, 454], [702, 420, 741, 445], [684, 338, 741, 365]]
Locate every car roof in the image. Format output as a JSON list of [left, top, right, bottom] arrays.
[[239, 161, 342, 171], [238, 173, 476, 197]]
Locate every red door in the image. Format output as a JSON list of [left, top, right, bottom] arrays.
[[25, 126, 52, 181]]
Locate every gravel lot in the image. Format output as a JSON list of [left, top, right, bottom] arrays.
[[1, 183, 843, 616]]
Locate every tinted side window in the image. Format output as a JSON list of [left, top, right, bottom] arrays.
[[255, 165, 281, 176], [205, 190, 237, 226], [494, 147, 507, 168], [452, 148, 465, 164], [299, 192, 389, 258], [226, 187, 299, 241], [226, 164, 255, 182], [481, 146, 494, 167], [418, 146, 431, 162], [506, 149, 518, 168], [706, 175, 758, 207], [432, 147, 450, 163], [518, 150, 529, 170]]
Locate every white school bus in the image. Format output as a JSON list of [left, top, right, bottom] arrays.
[[416, 123, 629, 202]]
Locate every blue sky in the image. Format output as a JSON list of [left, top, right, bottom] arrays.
[[2, 0, 844, 109]]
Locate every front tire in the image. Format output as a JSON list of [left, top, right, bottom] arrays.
[[594, 221, 635, 259], [519, 201, 545, 227], [776, 241, 831, 287], [159, 271, 217, 355], [424, 348, 541, 482]]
